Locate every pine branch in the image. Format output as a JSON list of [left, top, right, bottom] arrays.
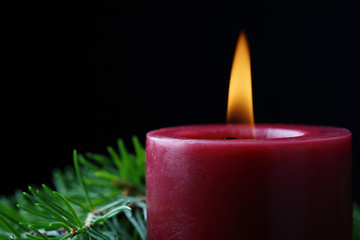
[[355, 203, 360, 240], [0, 137, 146, 240]]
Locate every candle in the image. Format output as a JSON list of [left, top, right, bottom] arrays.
[[146, 124, 352, 239], [146, 32, 352, 239]]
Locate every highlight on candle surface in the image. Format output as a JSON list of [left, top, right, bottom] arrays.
[[227, 32, 254, 124]]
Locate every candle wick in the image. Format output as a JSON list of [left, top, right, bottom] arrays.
[[225, 137, 237, 140]]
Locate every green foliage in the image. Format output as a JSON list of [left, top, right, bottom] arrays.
[[355, 203, 360, 240], [0, 137, 146, 240]]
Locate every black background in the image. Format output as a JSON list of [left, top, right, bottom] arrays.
[[2, 2, 359, 203]]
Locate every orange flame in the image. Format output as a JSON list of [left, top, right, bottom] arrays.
[[227, 32, 254, 124]]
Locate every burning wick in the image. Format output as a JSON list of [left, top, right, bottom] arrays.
[[226, 31, 256, 139]]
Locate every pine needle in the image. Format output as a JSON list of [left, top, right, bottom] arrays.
[[73, 149, 92, 211]]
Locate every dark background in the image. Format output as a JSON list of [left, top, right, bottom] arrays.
[[2, 2, 359, 203]]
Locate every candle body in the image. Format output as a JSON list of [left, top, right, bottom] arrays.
[[146, 124, 352, 240]]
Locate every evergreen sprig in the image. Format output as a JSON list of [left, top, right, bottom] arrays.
[[0, 137, 146, 240], [0, 137, 359, 239], [355, 203, 360, 240]]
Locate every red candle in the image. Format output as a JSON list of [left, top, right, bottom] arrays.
[[146, 32, 352, 239], [146, 124, 352, 239]]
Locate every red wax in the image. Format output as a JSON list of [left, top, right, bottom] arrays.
[[146, 124, 352, 240]]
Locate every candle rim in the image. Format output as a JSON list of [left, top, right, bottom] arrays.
[[146, 123, 351, 144]]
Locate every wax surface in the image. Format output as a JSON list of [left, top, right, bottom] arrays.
[[146, 124, 352, 240]]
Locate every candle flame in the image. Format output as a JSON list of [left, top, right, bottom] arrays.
[[227, 32, 254, 124]]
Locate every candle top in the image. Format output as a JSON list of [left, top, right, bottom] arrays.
[[147, 124, 351, 145]]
